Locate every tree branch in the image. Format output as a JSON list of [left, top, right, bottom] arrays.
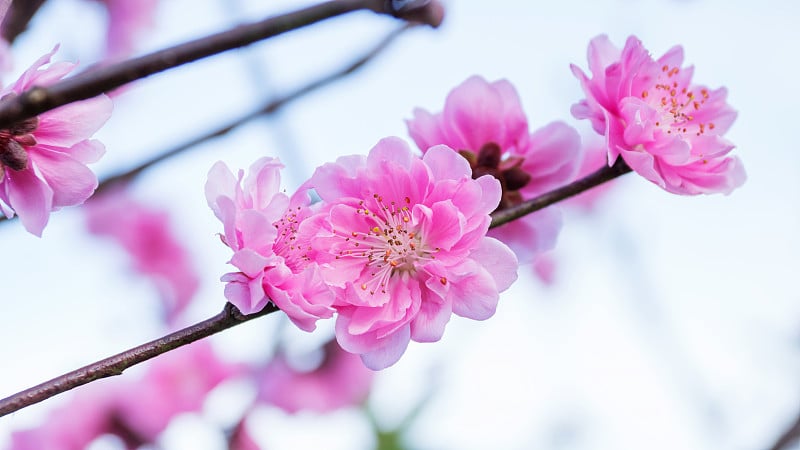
[[1, 0, 47, 44], [0, 156, 631, 418], [96, 24, 411, 194], [0, 302, 278, 418], [489, 157, 632, 229], [769, 411, 800, 450], [0, 0, 441, 130]]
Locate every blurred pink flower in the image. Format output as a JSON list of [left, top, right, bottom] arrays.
[[85, 189, 200, 322], [407, 75, 581, 262], [94, 0, 159, 59], [306, 138, 518, 369], [12, 343, 240, 448], [9, 383, 123, 450], [206, 157, 334, 331], [571, 35, 745, 195], [0, 46, 112, 235], [229, 416, 261, 450], [115, 341, 242, 441], [258, 340, 373, 413]]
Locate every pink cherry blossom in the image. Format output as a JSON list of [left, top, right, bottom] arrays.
[[305, 138, 518, 369], [206, 157, 334, 331], [9, 383, 123, 450], [85, 189, 200, 322], [407, 75, 582, 262], [258, 340, 374, 413], [0, 46, 112, 236], [571, 35, 745, 195], [115, 341, 242, 441]]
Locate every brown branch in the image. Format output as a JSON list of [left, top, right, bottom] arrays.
[[0, 302, 278, 418], [769, 412, 800, 450], [0, 0, 47, 44], [0, 0, 441, 130], [96, 24, 411, 194], [489, 158, 632, 229], [0, 155, 631, 418]]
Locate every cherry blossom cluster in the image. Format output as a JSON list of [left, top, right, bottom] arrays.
[[207, 140, 519, 370], [0, 0, 748, 441], [204, 34, 745, 372]]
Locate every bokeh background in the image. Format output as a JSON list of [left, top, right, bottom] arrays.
[[0, 0, 798, 449]]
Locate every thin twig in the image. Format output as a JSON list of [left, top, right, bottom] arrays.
[[0, 0, 440, 130], [489, 158, 632, 229], [0, 0, 47, 44], [769, 412, 800, 450], [0, 303, 278, 418], [95, 24, 411, 194]]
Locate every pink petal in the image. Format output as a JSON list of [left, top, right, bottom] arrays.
[[359, 324, 411, 370], [5, 168, 53, 236], [409, 290, 452, 343], [469, 237, 518, 292], [422, 144, 472, 180], [447, 259, 500, 321], [29, 148, 98, 208], [36, 95, 113, 147]]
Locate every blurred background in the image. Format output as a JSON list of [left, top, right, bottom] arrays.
[[0, 0, 798, 449]]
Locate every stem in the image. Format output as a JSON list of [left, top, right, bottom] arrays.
[[769, 412, 800, 450], [489, 157, 632, 229], [0, 302, 278, 418], [0, 0, 440, 129], [96, 24, 410, 194]]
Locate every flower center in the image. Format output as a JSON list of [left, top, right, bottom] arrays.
[[0, 115, 38, 178], [273, 206, 311, 272], [335, 194, 438, 295], [459, 142, 531, 211], [640, 64, 715, 138]]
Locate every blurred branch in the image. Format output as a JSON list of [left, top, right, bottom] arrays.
[[769, 412, 800, 450], [96, 24, 411, 194], [489, 158, 632, 229], [0, 302, 278, 418], [0, 0, 47, 43], [0, 0, 442, 129]]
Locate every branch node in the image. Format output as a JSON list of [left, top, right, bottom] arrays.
[[385, 0, 444, 28]]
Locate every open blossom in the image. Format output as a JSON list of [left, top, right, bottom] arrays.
[[206, 157, 334, 331], [258, 340, 374, 413], [407, 75, 581, 262], [0, 46, 112, 236], [85, 189, 199, 322], [306, 138, 518, 369], [571, 35, 745, 195]]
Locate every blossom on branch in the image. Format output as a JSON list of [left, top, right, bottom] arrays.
[[0, 46, 112, 236], [571, 35, 746, 195], [305, 138, 518, 369], [206, 157, 334, 331], [407, 76, 582, 262]]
